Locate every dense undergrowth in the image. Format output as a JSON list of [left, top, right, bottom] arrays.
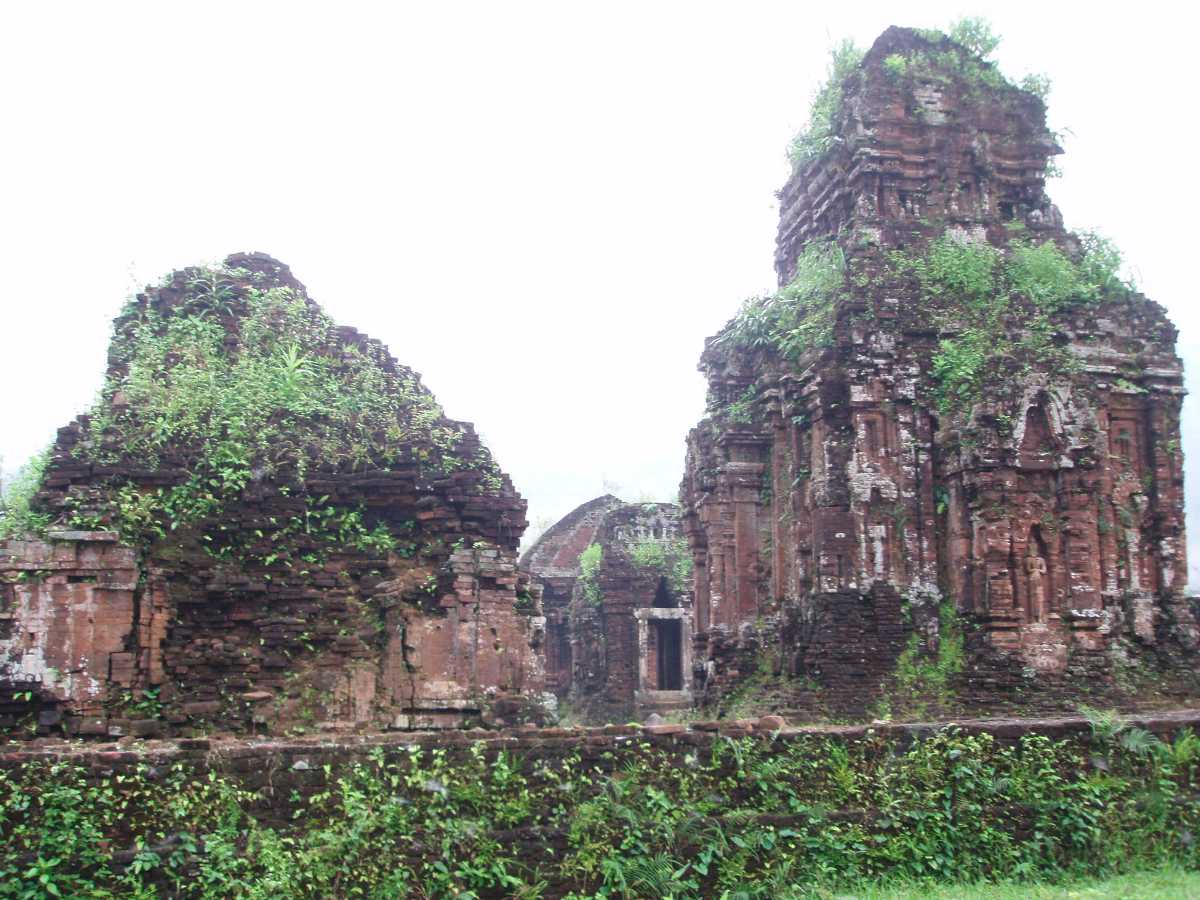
[[2, 725, 1196, 898]]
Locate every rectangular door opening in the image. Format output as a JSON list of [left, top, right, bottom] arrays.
[[654, 619, 683, 691]]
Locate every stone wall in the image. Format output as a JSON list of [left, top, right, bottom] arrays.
[[5, 709, 1198, 830], [1, 253, 545, 737], [681, 27, 1198, 718]]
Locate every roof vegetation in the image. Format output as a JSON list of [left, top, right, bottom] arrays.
[[787, 18, 1051, 171]]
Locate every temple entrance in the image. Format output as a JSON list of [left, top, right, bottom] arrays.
[[633, 574, 692, 711], [654, 619, 683, 690]]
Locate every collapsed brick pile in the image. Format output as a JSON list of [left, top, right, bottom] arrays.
[[1, 253, 545, 737]]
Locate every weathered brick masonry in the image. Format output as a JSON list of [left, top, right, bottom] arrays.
[[524, 499, 694, 722], [1, 253, 545, 737], [681, 27, 1198, 715]]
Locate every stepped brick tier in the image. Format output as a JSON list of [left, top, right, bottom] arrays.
[[523, 498, 694, 722], [0, 253, 545, 737], [680, 27, 1198, 716]]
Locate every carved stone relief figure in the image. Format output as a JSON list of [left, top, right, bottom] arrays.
[[1024, 543, 1048, 624]]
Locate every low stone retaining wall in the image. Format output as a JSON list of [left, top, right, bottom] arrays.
[[3, 709, 1198, 897], [5, 709, 1199, 825]]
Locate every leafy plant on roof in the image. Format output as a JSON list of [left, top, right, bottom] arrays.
[[630, 535, 692, 594], [0, 449, 52, 539], [787, 39, 864, 168], [946, 16, 1001, 59], [578, 543, 603, 606], [714, 241, 846, 361]]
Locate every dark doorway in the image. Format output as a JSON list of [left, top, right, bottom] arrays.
[[654, 619, 683, 690]]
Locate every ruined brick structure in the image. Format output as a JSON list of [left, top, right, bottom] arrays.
[[524, 499, 694, 722], [1, 253, 544, 737], [681, 27, 1198, 715], [519, 495, 623, 696]]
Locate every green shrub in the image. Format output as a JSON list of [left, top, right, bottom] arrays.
[[1006, 240, 1089, 310], [0, 449, 51, 539], [787, 39, 864, 168], [630, 536, 693, 594], [924, 235, 1000, 304], [715, 241, 846, 361], [1078, 229, 1134, 296], [578, 542, 603, 606], [947, 16, 1001, 59]]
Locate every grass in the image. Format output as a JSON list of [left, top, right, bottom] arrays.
[[832, 866, 1200, 898]]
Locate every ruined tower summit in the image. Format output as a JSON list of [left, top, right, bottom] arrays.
[[1, 253, 546, 736], [681, 26, 1196, 713]]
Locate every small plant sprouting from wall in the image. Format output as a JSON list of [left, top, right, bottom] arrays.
[[723, 386, 759, 425], [714, 241, 846, 361], [578, 542, 603, 606], [630, 536, 693, 595]]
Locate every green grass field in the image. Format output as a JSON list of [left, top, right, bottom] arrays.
[[835, 867, 1199, 898]]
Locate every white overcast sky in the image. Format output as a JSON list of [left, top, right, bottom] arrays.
[[2, 2, 1197, 587]]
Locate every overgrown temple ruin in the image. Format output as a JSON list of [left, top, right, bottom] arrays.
[[1, 17, 1198, 899], [523, 498, 694, 722], [1, 26, 1197, 741], [0, 253, 545, 736], [681, 26, 1198, 716]]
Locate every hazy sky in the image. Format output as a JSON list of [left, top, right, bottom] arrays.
[[2, 2, 1197, 586]]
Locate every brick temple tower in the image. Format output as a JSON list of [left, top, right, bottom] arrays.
[[681, 27, 1196, 714]]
